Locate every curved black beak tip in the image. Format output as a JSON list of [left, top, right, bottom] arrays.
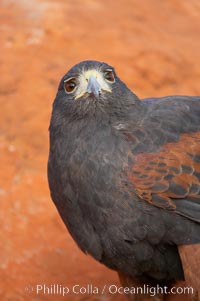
[[86, 75, 101, 97]]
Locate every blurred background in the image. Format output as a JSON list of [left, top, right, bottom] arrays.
[[1, 0, 200, 300]]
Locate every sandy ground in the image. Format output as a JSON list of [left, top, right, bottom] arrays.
[[0, 0, 200, 300]]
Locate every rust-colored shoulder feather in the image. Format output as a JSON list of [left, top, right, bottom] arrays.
[[128, 132, 200, 223]]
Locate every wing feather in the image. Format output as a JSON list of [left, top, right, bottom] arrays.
[[127, 132, 200, 223]]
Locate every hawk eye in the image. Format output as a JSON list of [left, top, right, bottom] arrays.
[[64, 78, 77, 93], [104, 69, 115, 83]]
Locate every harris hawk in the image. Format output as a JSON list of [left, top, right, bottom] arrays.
[[48, 60, 200, 300]]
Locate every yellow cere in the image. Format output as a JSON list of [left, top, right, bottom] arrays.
[[75, 69, 112, 100]]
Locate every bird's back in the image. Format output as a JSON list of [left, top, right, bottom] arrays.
[[117, 95, 200, 239]]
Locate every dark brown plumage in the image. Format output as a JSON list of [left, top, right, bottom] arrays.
[[48, 60, 200, 300]]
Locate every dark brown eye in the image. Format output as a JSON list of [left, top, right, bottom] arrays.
[[104, 69, 115, 83], [64, 78, 77, 93]]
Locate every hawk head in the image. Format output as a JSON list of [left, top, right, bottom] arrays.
[[53, 60, 139, 120]]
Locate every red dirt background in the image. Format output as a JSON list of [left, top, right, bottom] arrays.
[[1, 0, 200, 300]]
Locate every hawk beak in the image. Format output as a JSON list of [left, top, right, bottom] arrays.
[[86, 75, 102, 97]]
